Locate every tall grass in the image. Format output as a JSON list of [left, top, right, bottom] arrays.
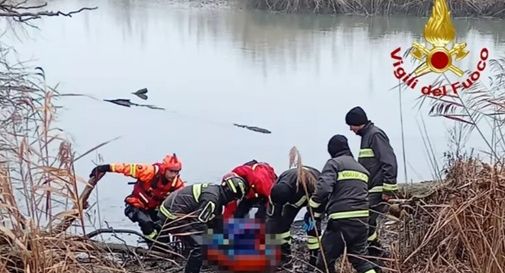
[[393, 155, 505, 273], [249, 0, 505, 17], [417, 57, 505, 161], [0, 38, 189, 273], [386, 53, 505, 272], [0, 3, 169, 272], [0, 42, 129, 272]]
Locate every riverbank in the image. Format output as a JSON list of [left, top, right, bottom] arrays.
[[82, 172, 504, 273], [246, 0, 505, 18]]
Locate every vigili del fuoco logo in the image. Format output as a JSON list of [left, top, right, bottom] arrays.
[[390, 0, 489, 96]]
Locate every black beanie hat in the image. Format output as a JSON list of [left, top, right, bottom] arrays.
[[327, 134, 350, 158], [345, 106, 368, 126]]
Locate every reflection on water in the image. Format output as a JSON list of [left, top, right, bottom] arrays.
[[64, 0, 505, 76], [4, 0, 505, 234], [111, 3, 503, 72]]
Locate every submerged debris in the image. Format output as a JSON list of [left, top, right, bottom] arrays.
[[233, 123, 272, 134], [104, 98, 132, 107], [104, 98, 165, 110], [132, 88, 148, 100]]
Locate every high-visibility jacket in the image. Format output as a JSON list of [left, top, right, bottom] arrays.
[[268, 166, 322, 250], [223, 161, 277, 218], [270, 166, 321, 210], [309, 150, 370, 220], [356, 122, 398, 194], [110, 163, 185, 210], [158, 183, 234, 226]]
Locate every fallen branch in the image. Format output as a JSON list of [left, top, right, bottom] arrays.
[[90, 240, 183, 265]]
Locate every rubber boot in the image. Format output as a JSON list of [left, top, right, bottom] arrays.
[[184, 248, 203, 273], [367, 240, 386, 269], [308, 249, 319, 269], [144, 230, 157, 249], [277, 243, 292, 271]]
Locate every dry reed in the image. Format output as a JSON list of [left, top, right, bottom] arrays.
[[0, 42, 132, 272], [391, 155, 505, 273], [249, 0, 505, 17], [0, 3, 186, 273], [386, 53, 505, 272]]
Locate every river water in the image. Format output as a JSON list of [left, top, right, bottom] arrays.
[[3, 0, 505, 240]]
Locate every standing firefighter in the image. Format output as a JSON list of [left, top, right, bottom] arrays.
[[309, 135, 377, 273], [266, 166, 322, 269], [223, 160, 277, 220], [155, 175, 249, 273], [89, 153, 184, 240], [345, 106, 398, 258]]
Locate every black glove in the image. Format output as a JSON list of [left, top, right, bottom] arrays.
[[89, 164, 110, 178]]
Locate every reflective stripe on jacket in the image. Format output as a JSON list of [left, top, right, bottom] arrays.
[[111, 162, 185, 209], [309, 150, 370, 220], [159, 183, 227, 225], [356, 122, 398, 194], [271, 166, 320, 208]]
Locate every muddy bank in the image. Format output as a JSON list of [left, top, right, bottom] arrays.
[[91, 182, 431, 273], [118, 218, 399, 273], [121, 221, 322, 273]]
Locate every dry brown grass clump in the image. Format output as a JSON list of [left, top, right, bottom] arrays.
[[396, 156, 505, 273]]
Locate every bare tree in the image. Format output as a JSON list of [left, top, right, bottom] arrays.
[[0, 0, 97, 25]]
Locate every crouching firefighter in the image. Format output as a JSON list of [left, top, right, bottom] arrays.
[[155, 175, 249, 273], [223, 160, 277, 220], [89, 153, 185, 242], [309, 135, 378, 273], [265, 166, 322, 270]]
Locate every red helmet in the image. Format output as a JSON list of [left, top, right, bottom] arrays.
[[161, 153, 182, 171]]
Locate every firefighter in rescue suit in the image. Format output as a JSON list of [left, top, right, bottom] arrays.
[[345, 106, 398, 259], [223, 160, 277, 220], [309, 134, 378, 273], [266, 166, 322, 269], [155, 175, 249, 273], [89, 153, 184, 240]]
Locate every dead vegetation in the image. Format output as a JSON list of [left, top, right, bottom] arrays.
[[249, 0, 505, 17], [0, 2, 187, 273], [0, 1, 97, 24], [0, 40, 188, 273], [390, 155, 505, 273], [383, 54, 505, 272], [0, 48, 121, 272], [1, 1, 504, 273]]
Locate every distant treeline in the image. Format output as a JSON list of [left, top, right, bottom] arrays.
[[248, 0, 505, 18]]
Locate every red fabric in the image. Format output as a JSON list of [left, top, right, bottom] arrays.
[[223, 200, 238, 219], [223, 162, 277, 219], [206, 249, 273, 272]]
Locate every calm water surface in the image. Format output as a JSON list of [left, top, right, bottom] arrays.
[[4, 0, 505, 236]]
